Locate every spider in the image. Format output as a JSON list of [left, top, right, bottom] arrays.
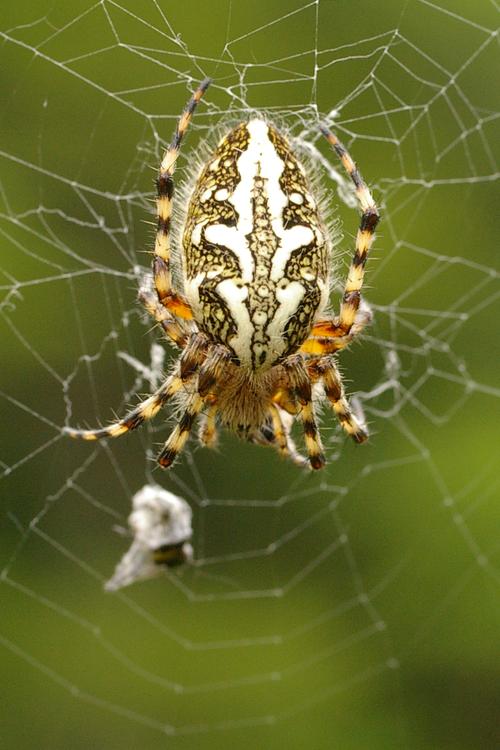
[[65, 79, 379, 470]]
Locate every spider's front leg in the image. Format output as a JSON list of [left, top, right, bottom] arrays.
[[157, 343, 231, 468], [308, 357, 368, 444], [64, 373, 185, 442], [156, 391, 206, 468], [319, 125, 380, 338], [138, 276, 191, 350], [301, 125, 379, 359], [198, 402, 219, 449], [267, 405, 307, 467], [300, 300, 373, 356], [195, 345, 233, 449], [248, 403, 306, 467], [282, 355, 326, 470], [64, 333, 208, 444]]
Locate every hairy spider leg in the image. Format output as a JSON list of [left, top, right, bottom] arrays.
[[268, 404, 307, 466], [64, 372, 188, 442], [158, 341, 232, 467], [198, 402, 219, 448], [300, 304, 373, 356], [309, 358, 368, 443], [249, 413, 304, 466], [64, 334, 207, 443], [138, 284, 190, 349], [196, 345, 232, 398], [195, 344, 234, 449], [283, 356, 325, 470], [321, 126, 380, 334], [300, 128, 379, 356], [157, 392, 205, 468], [153, 78, 211, 320], [272, 387, 300, 415]]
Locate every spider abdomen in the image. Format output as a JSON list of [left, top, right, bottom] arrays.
[[182, 118, 330, 371]]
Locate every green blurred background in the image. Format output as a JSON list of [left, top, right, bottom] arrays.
[[1, 1, 499, 748]]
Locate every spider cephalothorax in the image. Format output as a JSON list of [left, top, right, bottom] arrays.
[[66, 79, 379, 470]]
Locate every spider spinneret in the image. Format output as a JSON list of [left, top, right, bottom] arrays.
[[65, 78, 380, 470]]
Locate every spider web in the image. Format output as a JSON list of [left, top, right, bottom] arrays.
[[1, 1, 499, 747]]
